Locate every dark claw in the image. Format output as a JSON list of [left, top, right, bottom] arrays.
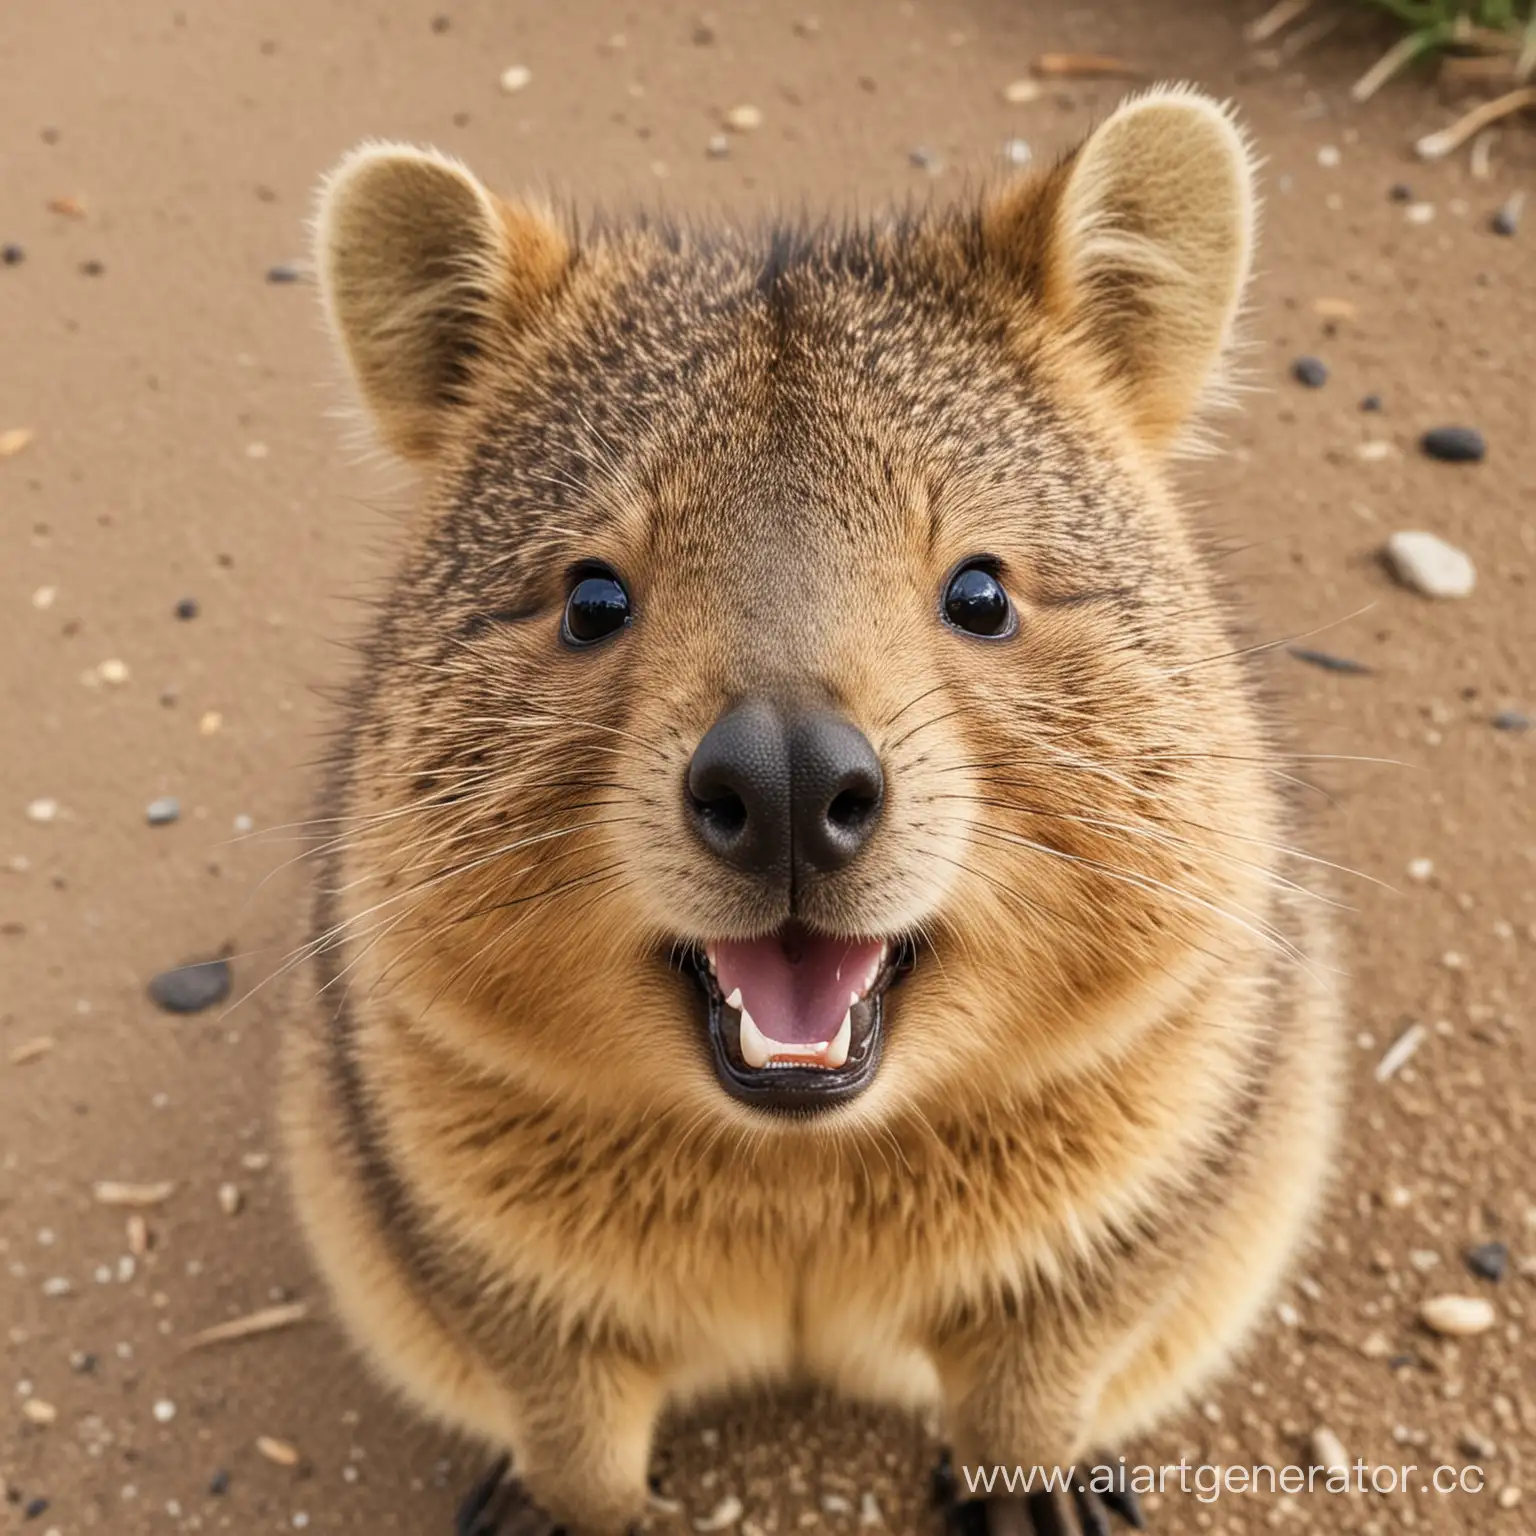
[[1026, 1490, 1072, 1536], [1074, 1488, 1112, 1536], [932, 1447, 959, 1507], [454, 1457, 566, 1536], [1100, 1486, 1145, 1530]]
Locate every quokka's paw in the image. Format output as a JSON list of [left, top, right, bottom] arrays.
[[933, 1449, 1146, 1536], [454, 1456, 566, 1536]]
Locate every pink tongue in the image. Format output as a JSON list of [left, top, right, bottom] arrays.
[[714, 931, 885, 1046]]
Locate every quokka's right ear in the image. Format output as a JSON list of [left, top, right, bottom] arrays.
[[314, 143, 570, 462]]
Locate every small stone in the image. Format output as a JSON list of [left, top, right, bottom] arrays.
[[1465, 1242, 1509, 1283], [706, 134, 730, 159], [1317, 145, 1340, 168], [22, 1398, 57, 1425], [145, 797, 181, 827], [265, 263, 307, 284], [148, 958, 232, 1014], [1420, 426, 1486, 463], [152, 1399, 176, 1424], [24, 1497, 49, 1519], [1002, 78, 1041, 103], [256, 1435, 301, 1468], [70, 1351, 97, 1374], [1002, 138, 1032, 167], [1405, 201, 1436, 225], [199, 710, 223, 735], [41, 1276, 71, 1298], [98, 657, 130, 684], [174, 597, 198, 620], [1288, 646, 1370, 676], [694, 1495, 743, 1532], [2, 243, 24, 265], [1310, 1427, 1348, 1473], [26, 797, 59, 823], [1359, 392, 1383, 412], [1407, 857, 1434, 882], [1420, 1295, 1496, 1337], [208, 1470, 231, 1497], [724, 104, 762, 133], [1498, 1486, 1523, 1510], [1359, 1330, 1392, 1359], [1384, 531, 1476, 599], [1491, 710, 1530, 732], [0, 426, 35, 458], [218, 1182, 243, 1216], [1291, 355, 1328, 388], [908, 146, 941, 173], [691, 18, 716, 45], [1490, 194, 1522, 236], [79, 259, 104, 276], [1389, 182, 1413, 202], [498, 64, 532, 93]]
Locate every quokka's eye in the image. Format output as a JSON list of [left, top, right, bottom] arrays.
[[562, 567, 632, 646], [942, 558, 1015, 639]]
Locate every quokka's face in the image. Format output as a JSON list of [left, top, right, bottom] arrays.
[[318, 90, 1269, 1127]]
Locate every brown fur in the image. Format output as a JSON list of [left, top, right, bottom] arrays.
[[284, 89, 1342, 1533]]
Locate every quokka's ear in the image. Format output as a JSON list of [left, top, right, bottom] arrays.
[[984, 85, 1257, 452], [314, 143, 570, 462]]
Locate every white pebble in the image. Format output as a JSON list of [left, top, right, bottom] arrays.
[[1407, 857, 1434, 882], [152, 1398, 176, 1423], [1317, 145, 1340, 168], [25, 798, 59, 824], [859, 1491, 883, 1526], [1375, 1022, 1425, 1083], [1002, 78, 1040, 104], [218, 1182, 243, 1216], [1311, 1426, 1349, 1473], [1406, 201, 1436, 224], [41, 1276, 72, 1298], [31, 586, 57, 610], [723, 104, 762, 133], [98, 657, 130, 684], [499, 64, 531, 93], [694, 1496, 743, 1531], [1002, 138, 1032, 168], [1420, 1295, 1497, 1336], [1385, 531, 1476, 599]]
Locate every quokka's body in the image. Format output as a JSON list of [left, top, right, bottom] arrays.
[[283, 87, 1342, 1536]]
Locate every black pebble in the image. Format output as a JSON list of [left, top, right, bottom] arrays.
[[1492, 710, 1530, 732], [430, 13, 451, 31], [70, 1350, 98, 1374], [1289, 646, 1372, 676], [1359, 393, 1383, 412], [1291, 356, 1328, 388], [1389, 182, 1413, 203], [148, 958, 232, 1014], [1491, 206, 1519, 237], [175, 597, 199, 621], [1465, 1241, 1509, 1282], [208, 1469, 231, 1497], [1421, 425, 1486, 463], [25, 1497, 49, 1520], [265, 262, 304, 284], [2, 243, 24, 265], [79, 259, 104, 276]]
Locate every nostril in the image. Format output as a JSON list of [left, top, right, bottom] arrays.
[[692, 786, 748, 838], [827, 785, 879, 832]]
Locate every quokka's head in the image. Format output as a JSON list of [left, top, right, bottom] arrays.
[[315, 87, 1273, 1130]]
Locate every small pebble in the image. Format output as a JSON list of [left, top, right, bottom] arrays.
[[256, 1435, 301, 1468], [1316, 145, 1340, 168], [1002, 138, 1032, 167], [1310, 1427, 1348, 1473], [98, 657, 130, 684], [1420, 1295, 1496, 1337], [22, 1398, 57, 1425], [148, 958, 232, 1014], [724, 104, 762, 132], [174, 597, 199, 620], [859, 1492, 882, 1526], [145, 796, 181, 827], [208, 1470, 231, 1497], [70, 1352, 97, 1374], [25, 1497, 49, 1519], [1384, 531, 1475, 599], [1002, 78, 1041, 104], [79, 259, 103, 276], [1420, 426, 1486, 463], [693, 1495, 743, 1532], [1491, 192, 1523, 237], [265, 263, 306, 284], [498, 64, 532, 93], [1389, 182, 1413, 202], [2, 243, 24, 265], [1498, 1486, 1522, 1510], [25, 797, 59, 824], [1288, 646, 1371, 676], [1359, 392, 1382, 412], [1405, 202, 1435, 225], [1406, 857, 1434, 882], [908, 146, 941, 173], [1291, 355, 1328, 388], [218, 1182, 244, 1216], [1491, 710, 1529, 732], [1465, 1242, 1509, 1283], [691, 18, 716, 45], [152, 1399, 176, 1424], [706, 134, 729, 159]]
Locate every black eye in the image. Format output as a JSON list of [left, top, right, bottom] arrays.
[[562, 568, 631, 646], [942, 560, 1014, 639]]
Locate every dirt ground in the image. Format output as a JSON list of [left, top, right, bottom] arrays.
[[2, 1, 1533, 1532]]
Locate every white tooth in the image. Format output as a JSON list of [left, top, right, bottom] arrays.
[[825, 1010, 852, 1069], [725, 987, 743, 1011], [738, 1007, 772, 1069]]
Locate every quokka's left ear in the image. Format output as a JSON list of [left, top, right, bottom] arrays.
[[984, 84, 1258, 453]]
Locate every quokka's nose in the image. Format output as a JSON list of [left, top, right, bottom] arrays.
[[686, 700, 885, 880]]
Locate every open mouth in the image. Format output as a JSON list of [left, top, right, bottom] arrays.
[[681, 923, 916, 1114]]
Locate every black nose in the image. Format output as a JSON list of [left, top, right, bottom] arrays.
[[686, 701, 884, 880]]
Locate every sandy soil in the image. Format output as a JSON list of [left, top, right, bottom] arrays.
[[2, 1, 1533, 1532]]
